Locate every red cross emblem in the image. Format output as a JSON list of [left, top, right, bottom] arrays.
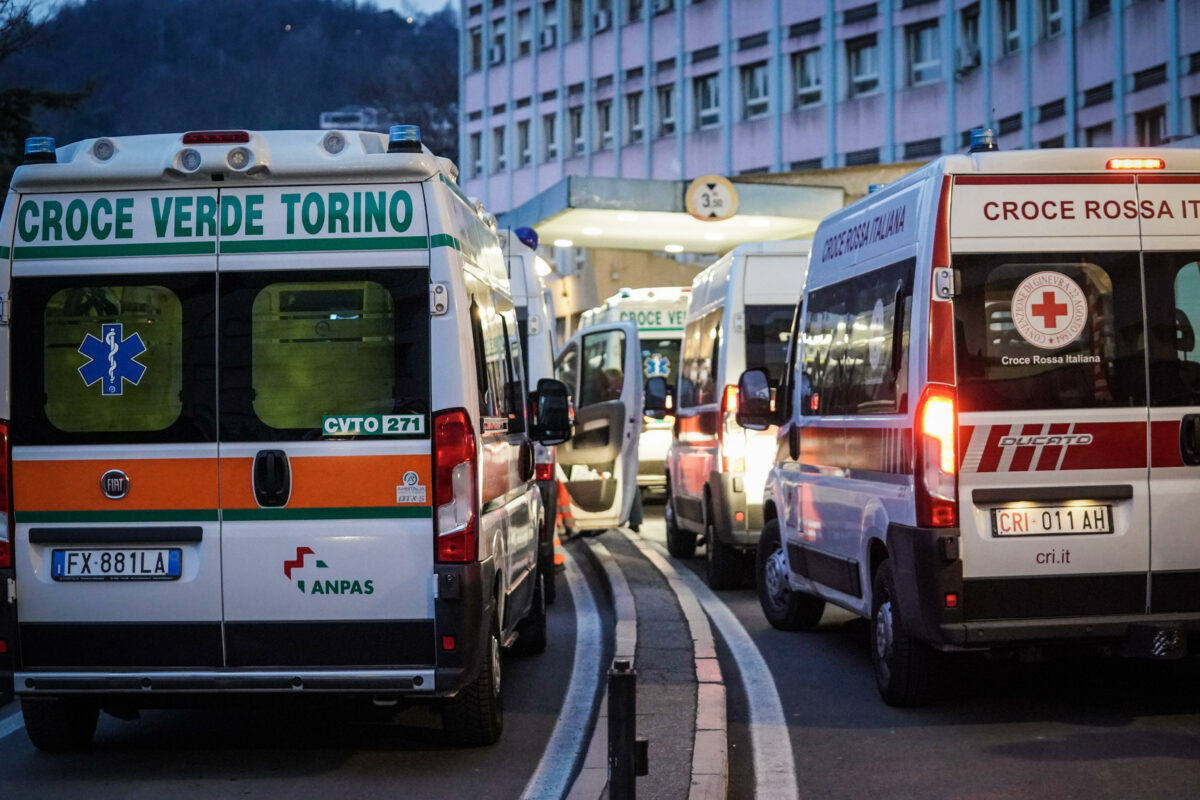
[[1030, 291, 1069, 329]]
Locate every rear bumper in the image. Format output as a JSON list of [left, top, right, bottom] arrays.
[[708, 472, 761, 548], [937, 613, 1200, 648], [14, 669, 437, 695]]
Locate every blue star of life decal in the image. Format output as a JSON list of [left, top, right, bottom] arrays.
[[78, 323, 147, 396], [643, 352, 671, 378]]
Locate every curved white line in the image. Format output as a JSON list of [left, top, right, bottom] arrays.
[[520, 548, 602, 800], [0, 707, 23, 741]]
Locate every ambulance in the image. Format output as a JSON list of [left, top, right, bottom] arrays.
[[0, 127, 644, 749], [737, 138, 1200, 705], [579, 286, 689, 494]]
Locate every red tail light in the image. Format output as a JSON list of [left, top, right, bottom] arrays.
[[719, 385, 745, 472], [535, 462, 554, 481], [433, 409, 478, 563], [182, 130, 250, 145], [0, 422, 10, 568], [915, 386, 958, 528], [534, 443, 555, 482]]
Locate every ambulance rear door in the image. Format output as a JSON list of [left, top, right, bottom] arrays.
[[9, 188, 224, 673], [554, 320, 643, 530], [215, 184, 436, 674], [950, 174, 1153, 621], [1137, 173, 1200, 615]]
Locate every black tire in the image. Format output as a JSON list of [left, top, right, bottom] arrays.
[[665, 484, 696, 559], [704, 501, 741, 590], [756, 520, 825, 631], [21, 697, 99, 752], [443, 612, 503, 745], [870, 559, 940, 707], [513, 569, 548, 656]]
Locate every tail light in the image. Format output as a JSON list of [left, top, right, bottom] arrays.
[[433, 409, 478, 563], [0, 422, 10, 568], [720, 385, 745, 473], [915, 386, 957, 528], [534, 442, 555, 482]]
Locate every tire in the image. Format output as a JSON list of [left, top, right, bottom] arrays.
[[756, 521, 825, 631], [664, 484, 696, 559], [870, 559, 940, 707], [704, 501, 741, 590], [513, 569, 548, 656], [443, 612, 504, 746], [21, 697, 99, 752]]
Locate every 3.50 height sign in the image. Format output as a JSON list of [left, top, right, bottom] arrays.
[[686, 174, 739, 221]]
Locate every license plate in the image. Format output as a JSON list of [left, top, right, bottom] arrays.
[[51, 548, 182, 581], [991, 505, 1113, 536]]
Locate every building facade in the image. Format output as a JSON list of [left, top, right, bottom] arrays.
[[460, 0, 1200, 214]]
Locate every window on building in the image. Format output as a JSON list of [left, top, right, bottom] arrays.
[[628, 0, 644, 22], [542, 113, 559, 160], [517, 9, 532, 56], [792, 48, 821, 107], [1086, 0, 1108, 20], [626, 91, 644, 143], [654, 0, 674, 13], [517, 119, 531, 166], [1085, 122, 1112, 147], [541, 1, 558, 48], [490, 30, 506, 65], [906, 20, 941, 85], [594, 0, 613, 31], [469, 27, 483, 71], [569, 106, 585, 154], [569, 0, 584, 40], [596, 99, 614, 149], [740, 61, 769, 119], [492, 126, 507, 171], [958, 3, 981, 73], [1136, 106, 1167, 146], [694, 73, 719, 129], [1039, 135, 1065, 148], [999, 0, 1019, 55], [847, 35, 879, 98], [1192, 96, 1200, 136], [469, 131, 482, 176], [1040, 0, 1062, 38], [656, 84, 676, 135]]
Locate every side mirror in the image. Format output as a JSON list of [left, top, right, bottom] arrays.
[[644, 376, 669, 419], [533, 378, 573, 445], [736, 368, 774, 431]]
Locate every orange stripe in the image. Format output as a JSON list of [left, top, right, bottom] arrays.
[[13, 458, 218, 512], [220, 454, 432, 509]]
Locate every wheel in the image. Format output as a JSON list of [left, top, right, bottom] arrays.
[[871, 559, 940, 707], [756, 520, 825, 631], [704, 502, 741, 590], [443, 611, 504, 745], [513, 569, 548, 656], [21, 697, 99, 752], [665, 484, 696, 559]]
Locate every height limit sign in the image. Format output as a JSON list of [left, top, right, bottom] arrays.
[[685, 174, 739, 222]]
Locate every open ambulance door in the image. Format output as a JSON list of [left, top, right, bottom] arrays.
[[554, 319, 643, 531]]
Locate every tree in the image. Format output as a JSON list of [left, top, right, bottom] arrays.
[[0, 0, 88, 187]]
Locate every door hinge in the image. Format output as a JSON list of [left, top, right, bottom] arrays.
[[430, 283, 449, 316], [933, 268, 960, 300], [6, 577, 15, 604], [0, 292, 9, 324]]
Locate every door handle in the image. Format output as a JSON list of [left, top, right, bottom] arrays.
[[253, 449, 291, 507], [1182, 415, 1200, 467]]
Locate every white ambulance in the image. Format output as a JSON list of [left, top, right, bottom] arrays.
[[0, 128, 639, 749], [737, 142, 1200, 705], [579, 286, 690, 494], [662, 240, 810, 590]]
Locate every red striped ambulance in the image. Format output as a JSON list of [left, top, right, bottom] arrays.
[[737, 139, 1200, 705], [0, 128, 585, 748]]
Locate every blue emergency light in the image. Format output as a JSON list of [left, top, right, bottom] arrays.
[[388, 125, 423, 154], [23, 136, 57, 164]]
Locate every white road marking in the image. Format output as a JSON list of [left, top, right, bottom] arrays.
[[520, 548, 603, 800], [0, 706, 23, 741], [642, 536, 800, 799]]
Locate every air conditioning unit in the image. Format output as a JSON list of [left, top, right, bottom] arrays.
[[489, 44, 505, 65], [956, 43, 981, 72], [594, 9, 611, 31], [540, 26, 556, 49]]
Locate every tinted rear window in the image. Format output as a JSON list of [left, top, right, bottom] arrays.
[[745, 305, 795, 383], [953, 252, 1146, 412], [1143, 252, 1200, 407], [640, 337, 680, 385]]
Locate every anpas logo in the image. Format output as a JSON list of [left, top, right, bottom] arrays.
[[283, 546, 375, 596], [78, 323, 147, 396]]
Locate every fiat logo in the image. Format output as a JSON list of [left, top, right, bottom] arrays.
[[101, 470, 130, 500]]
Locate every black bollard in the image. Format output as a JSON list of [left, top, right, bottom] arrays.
[[608, 658, 637, 800]]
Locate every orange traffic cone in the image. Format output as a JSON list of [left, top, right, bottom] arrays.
[[555, 480, 576, 541]]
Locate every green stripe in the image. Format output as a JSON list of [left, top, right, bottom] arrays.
[[222, 506, 432, 521], [14, 241, 216, 259], [638, 327, 684, 333], [17, 509, 219, 523], [430, 233, 462, 251], [220, 236, 428, 254], [439, 172, 474, 208], [0, 245, 10, 259]]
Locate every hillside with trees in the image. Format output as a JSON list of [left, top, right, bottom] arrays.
[[0, 0, 459, 181]]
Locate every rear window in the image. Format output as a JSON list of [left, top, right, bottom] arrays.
[[640, 337, 680, 385], [1144, 253, 1200, 407], [953, 252, 1146, 412], [745, 305, 794, 383]]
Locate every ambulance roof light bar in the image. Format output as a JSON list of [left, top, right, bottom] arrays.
[[1107, 157, 1165, 170], [23, 136, 57, 164]]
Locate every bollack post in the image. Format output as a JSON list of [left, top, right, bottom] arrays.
[[608, 658, 638, 800]]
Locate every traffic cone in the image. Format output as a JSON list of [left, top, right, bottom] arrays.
[[555, 480, 576, 541]]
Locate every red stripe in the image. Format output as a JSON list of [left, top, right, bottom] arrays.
[[1059, 422, 1147, 470], [954, 175, 1135, 185], [958, 425, 974, 471], [1009, 443, 1036, 472], [1034, 423, 1072, 471], [1151, 420, 1185, 468], [928, 176, 955, 385], [977, 425, 1008, 473], [1137, 174, 1200, 184]]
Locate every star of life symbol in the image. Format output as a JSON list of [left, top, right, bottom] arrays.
[[644, 352, 671, 378], [78, 323, 147, 396]]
